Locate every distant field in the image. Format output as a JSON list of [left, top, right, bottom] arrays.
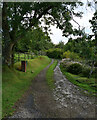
[[2, 56, 51, 118]]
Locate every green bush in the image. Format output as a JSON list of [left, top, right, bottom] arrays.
[[81, 67, 91, 77], [81, 67, 97, 78], [60, 61, 72, 71], [63, 50, 80, 60], [63, 50, 71, 58], [46, 48, 63, 59], [60, 62, 67, 71], [67, 63, 82, 75], [92, 68, 97, 78], [94, 62, 97, 67], [69, 52, 80, 60]]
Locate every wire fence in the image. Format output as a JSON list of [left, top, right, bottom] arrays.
[[14, 53, 35, 63]]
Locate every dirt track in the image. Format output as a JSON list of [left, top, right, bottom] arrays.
[[9, 60, 61, 118], [9, 60, 97, 119]]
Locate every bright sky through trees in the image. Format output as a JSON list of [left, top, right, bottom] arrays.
[[50, 0, 96, 44]]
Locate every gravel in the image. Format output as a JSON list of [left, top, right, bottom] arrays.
[[7, 60, 97, 119], [53, 61, 97, 118]]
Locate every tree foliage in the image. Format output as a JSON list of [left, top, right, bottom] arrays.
[[63, 50, 80, 60], [15, 27, 53, 52], [2, 2, 83, 65], [46, 48, 63, 59]]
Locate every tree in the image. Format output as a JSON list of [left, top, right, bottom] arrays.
[[89, 11, 97, 45], [89, 9, 97, 77], [55, 41, 64, 49], [15, 27, 53, 52], [2, 2, 83, 66]]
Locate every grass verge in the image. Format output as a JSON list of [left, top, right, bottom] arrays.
[[2, 56, 51, 118], [60, 64, 97, 96], [46, 60, 58, 89]]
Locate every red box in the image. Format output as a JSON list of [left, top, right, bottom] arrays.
[[21, 61, 26, 72]]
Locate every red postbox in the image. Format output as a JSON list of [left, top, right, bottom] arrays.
[[21, 61, 26, 72]]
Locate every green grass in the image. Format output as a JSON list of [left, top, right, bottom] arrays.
[[2, 56, 51, 118], [46, 60, 58, 89], [60, 64, 97, 96]]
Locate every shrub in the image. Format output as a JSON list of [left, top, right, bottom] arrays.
[[67, 63, 82, 75], [60, 62, 67, 71], [46, 48, 63, 59], [63, 50, 80, 60], [94, 62, 97, 67], [69, 52, 80, 60], [60, 61, 72, 71], [60, 63, 67, 72], [63, 50, 71, 58], [81, 67, 91, 77], [92, 68, 97, 78]]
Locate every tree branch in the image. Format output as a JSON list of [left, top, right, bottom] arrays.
[[28, 5, 53, 29]]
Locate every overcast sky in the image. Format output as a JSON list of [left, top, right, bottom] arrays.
[[49, 0, 96, 44]]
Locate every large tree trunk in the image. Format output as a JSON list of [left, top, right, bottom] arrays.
[[11, 44, 15, 67], [3, 42, 14, 66], [2, 3, 15, 66]]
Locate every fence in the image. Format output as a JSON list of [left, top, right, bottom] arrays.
[[14, 53, 35, 63]]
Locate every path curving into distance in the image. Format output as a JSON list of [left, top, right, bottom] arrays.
[[8, 60, 97, 119]]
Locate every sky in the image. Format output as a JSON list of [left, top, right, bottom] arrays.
[[49, 0, 96, 45]]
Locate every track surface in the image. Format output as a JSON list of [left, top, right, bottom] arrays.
[[53, 62, 97, 118], [9, 60, 97, 118]]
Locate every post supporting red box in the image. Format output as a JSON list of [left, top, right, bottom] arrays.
[[21, 61, 26, 72]]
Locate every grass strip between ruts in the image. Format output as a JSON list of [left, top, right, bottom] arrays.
[[46, 60, 58, 89]]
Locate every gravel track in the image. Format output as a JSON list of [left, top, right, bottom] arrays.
[[7, 60, 97, 119], [53, 61, 97, 118]]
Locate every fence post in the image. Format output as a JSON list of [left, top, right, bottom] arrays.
[[18, 53, 20, 61]]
